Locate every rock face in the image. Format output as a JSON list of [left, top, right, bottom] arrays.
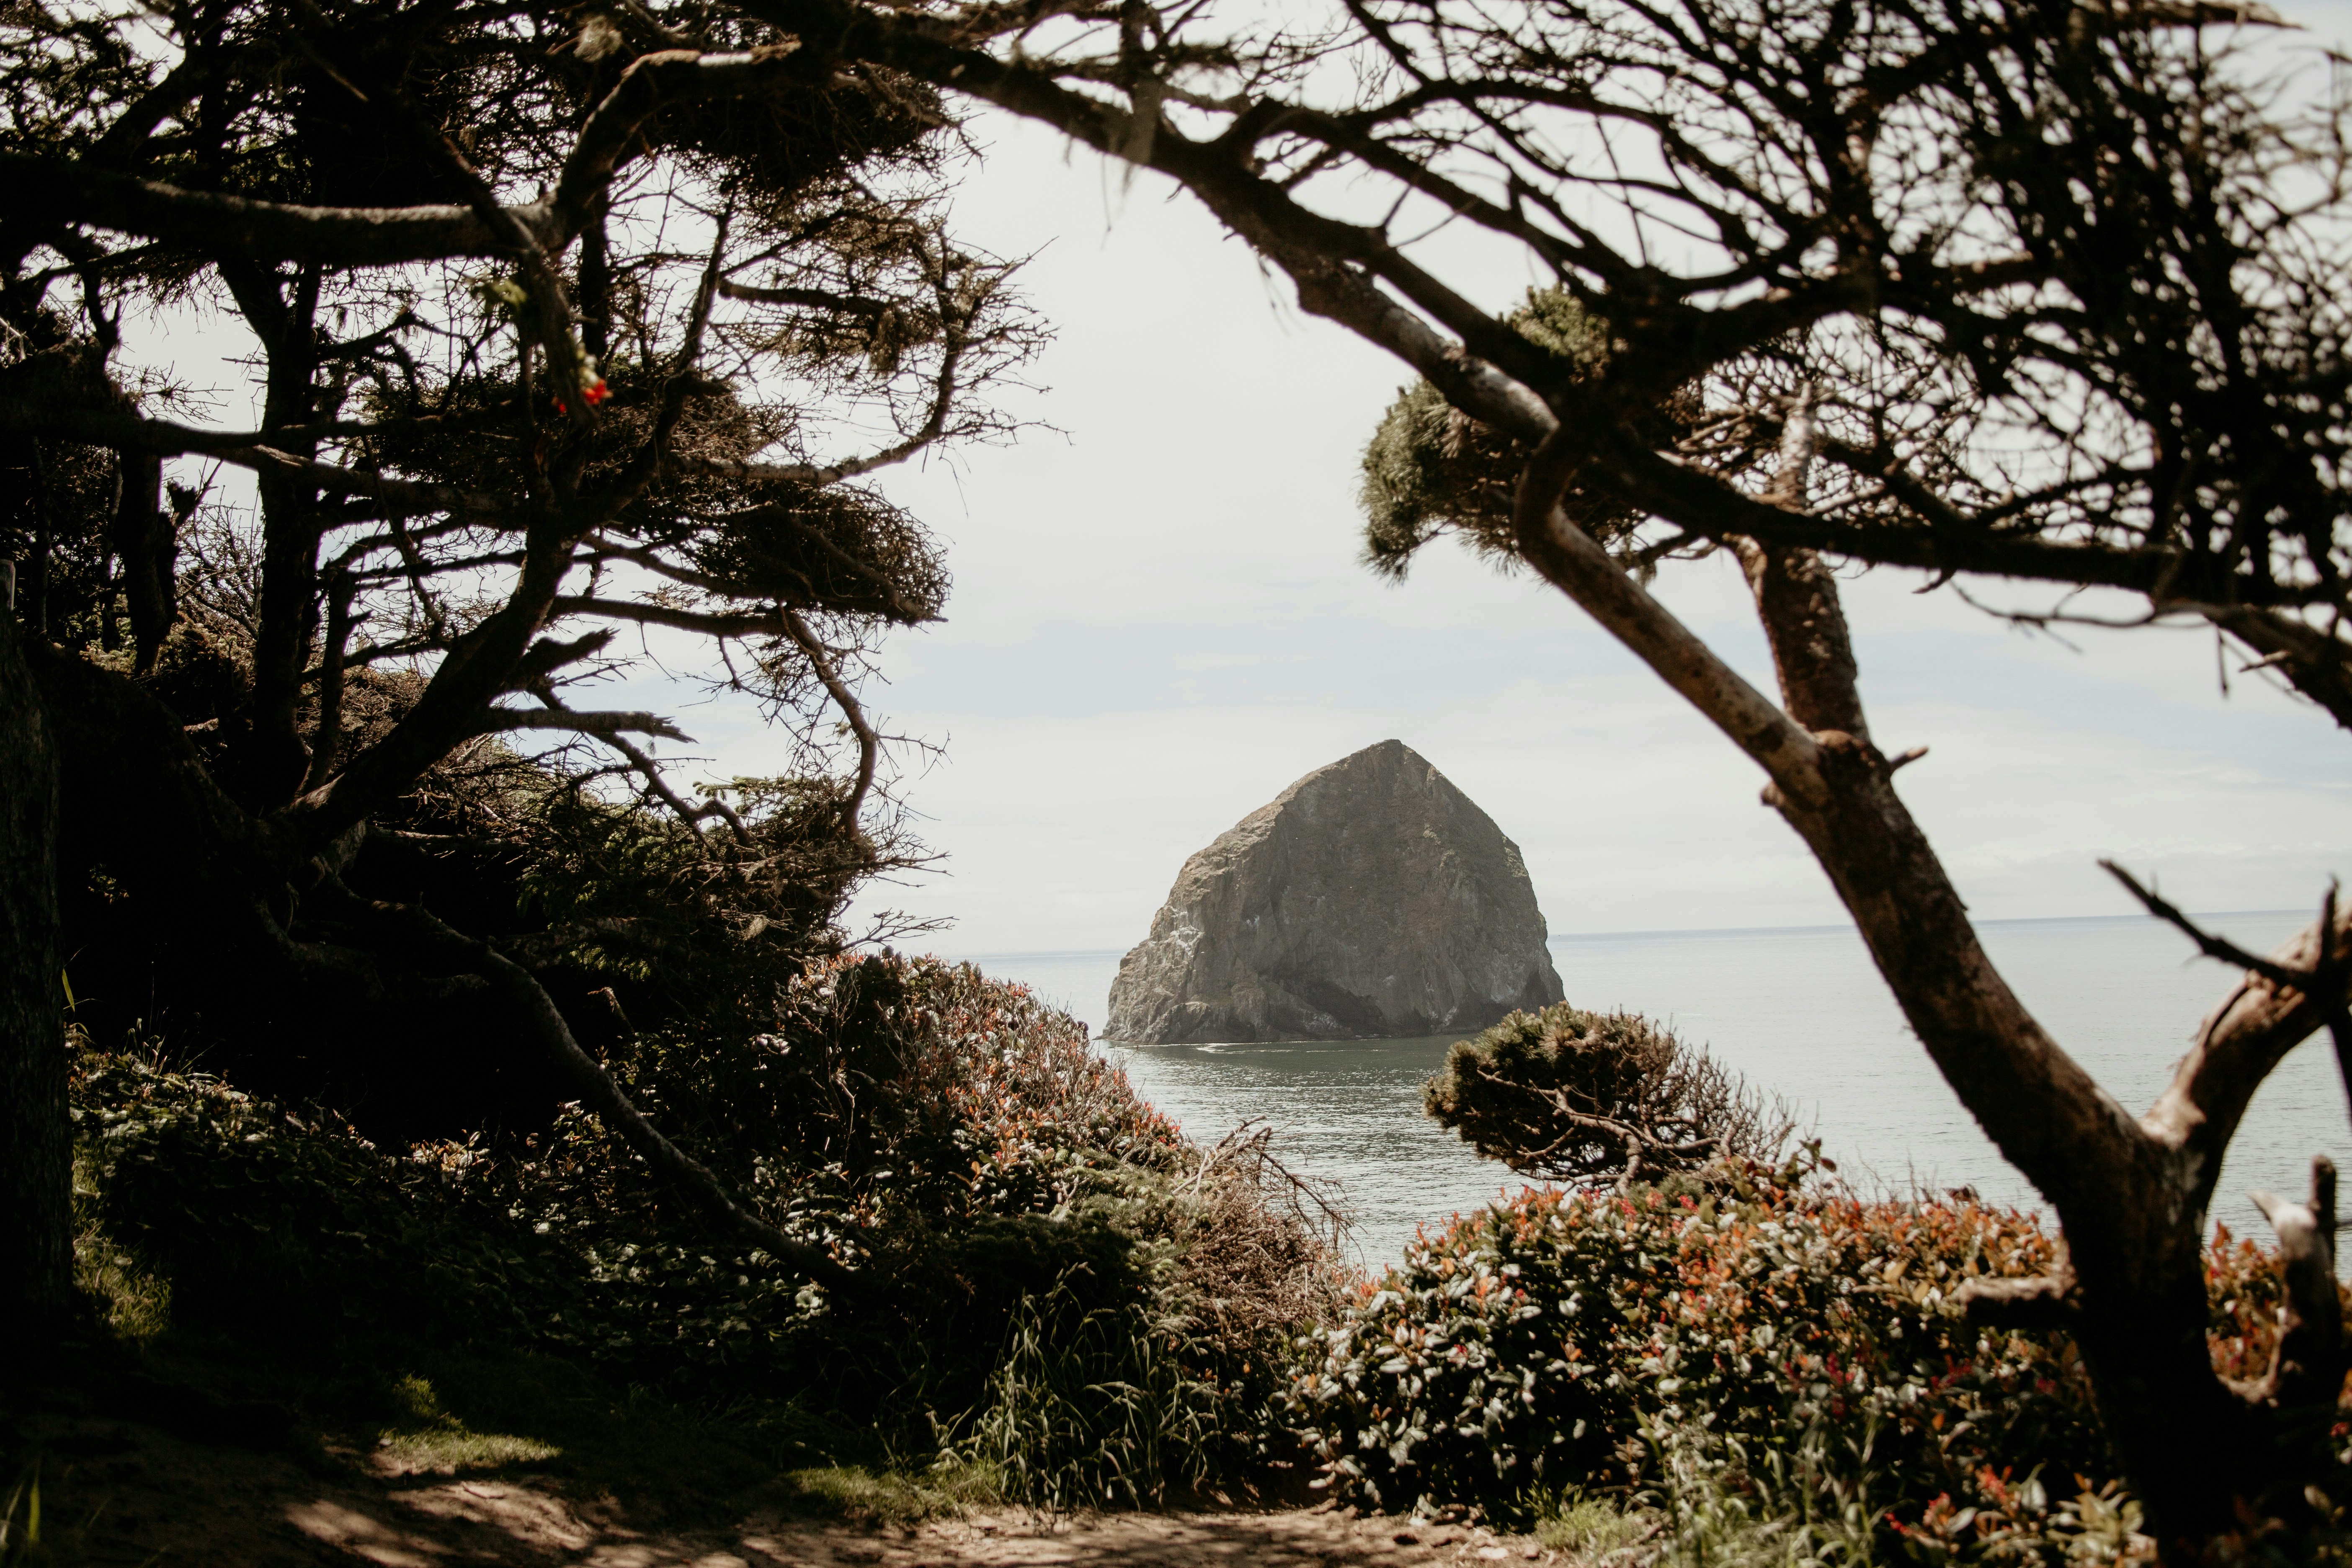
[[1106, 740, 1565, 1043]]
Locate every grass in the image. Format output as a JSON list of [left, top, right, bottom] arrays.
[[1640, 1426, 1881, 1568], [1521, 1422, 1892, 1568], [0, 1466, 38, 1566], [960, 1278, 1217, 1513], [0, 1460, 116, 1568], [376, 1427, 563, 1471], [782, 1460, 1003, 1524], [371, 1374, 563, 1473], [1533, 1492, 1663, 1559], [71, 1152, 170, 1344]]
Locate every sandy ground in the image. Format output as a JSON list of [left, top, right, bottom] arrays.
[[13, 1408, 1560, 1567]]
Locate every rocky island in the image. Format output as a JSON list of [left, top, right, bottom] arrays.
[[1106, 740, 1566, 1043]]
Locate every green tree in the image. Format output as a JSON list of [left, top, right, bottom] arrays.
[[0, 0, 1039, 1307]]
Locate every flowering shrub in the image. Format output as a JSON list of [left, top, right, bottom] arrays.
[[1287, 1155, 2332, 1551], [875, 953, 1191, 1221]]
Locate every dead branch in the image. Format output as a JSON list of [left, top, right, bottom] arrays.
[[781, 606, 879, 829], [2131, 877, 2352, 1220], [474, 707, 693, 742], [2241, 1157, 2342, 1411], [1952, 1267, 2078, 1329]]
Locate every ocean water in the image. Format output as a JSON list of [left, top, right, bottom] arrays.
[[939, 913, 2344, 1268]]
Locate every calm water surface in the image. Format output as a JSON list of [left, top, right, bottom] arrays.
[[946, 913, 2342, 1267]]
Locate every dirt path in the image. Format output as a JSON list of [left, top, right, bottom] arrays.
[[15, 1408, 1558, 1568]]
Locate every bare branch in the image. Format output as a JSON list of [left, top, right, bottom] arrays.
[[0, 151, 560, 264], [474, 707, 692, 742], [2240, 1158, 2342, 1410], [550, 594, 789, 638], [2102, 860, 2308, 990], [782, 606, 879, 829], [1952, 1269, 2076, 1328], [2136, 883, 2352, 1219], [1511, 423, 1825, 800]]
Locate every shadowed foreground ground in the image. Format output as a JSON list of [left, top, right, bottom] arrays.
[[14, 1407, 1560, 1567]]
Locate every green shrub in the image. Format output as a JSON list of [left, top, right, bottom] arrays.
[[1288, 1156, 2335, 1555], [71, 1053, 578, 1349], [68, 953, 1344, 1510], [485, 952, 1336, 1498], [1287, 1157, 2105, 1525], [1424, 1004, 1787, 1186]]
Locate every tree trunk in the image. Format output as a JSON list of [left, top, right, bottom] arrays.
[[219, 258, 324, 806], [111, 447, 174, 675], [1721, 535, 2272, 1542], [0, 598, 71, 1340]]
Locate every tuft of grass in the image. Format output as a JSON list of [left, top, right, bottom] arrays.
[[962, 1279, 1215, 1513], [1532, 1491, 1659, 1558], [72, 1151, 171, 1343], [783, 1460, 1001, 1523], [376, 1428, 563, 1473], [1638, 1424, 1880, 1568], [72, 1239, 172, 1344], [1521, 1426, 1888, 1568], [371, 1374, 561, 1473], [0, 1460, 106, 1568]]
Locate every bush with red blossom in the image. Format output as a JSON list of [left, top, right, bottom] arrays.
[[1287, 1152, 2334, 1555]]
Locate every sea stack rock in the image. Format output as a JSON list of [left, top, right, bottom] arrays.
[[1106, 740, 1566, 1043]]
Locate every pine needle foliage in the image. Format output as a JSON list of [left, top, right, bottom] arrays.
[[1359, 290, 1655, 580], [1424, 1003, 1788, 1188]]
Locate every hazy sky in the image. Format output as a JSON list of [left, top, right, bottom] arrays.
[[613, 102, 2347, 957], [129, 21, 2352, 958]]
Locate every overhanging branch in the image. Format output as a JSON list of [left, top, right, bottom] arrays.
[[474, 707, 692, 742], [0, 152, 558, 264]]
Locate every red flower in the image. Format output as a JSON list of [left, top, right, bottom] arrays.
[[552, 379, 609, 415]]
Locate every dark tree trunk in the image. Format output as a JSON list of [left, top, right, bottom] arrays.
[[1723, 533, 2290, 1541], [219, 258, 323, 805], [1713, 534, 2251, 1536], [0, 599, 71, 1340], [110, 446, 174, 674]]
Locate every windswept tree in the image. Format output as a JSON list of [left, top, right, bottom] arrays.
[[1424, 1003, 1789, 1188], [610, 0, 2352, 1546], [0, 0, 1040, 1323]]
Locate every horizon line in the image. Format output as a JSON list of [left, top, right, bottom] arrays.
[[924, 908, 2315, 962]]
